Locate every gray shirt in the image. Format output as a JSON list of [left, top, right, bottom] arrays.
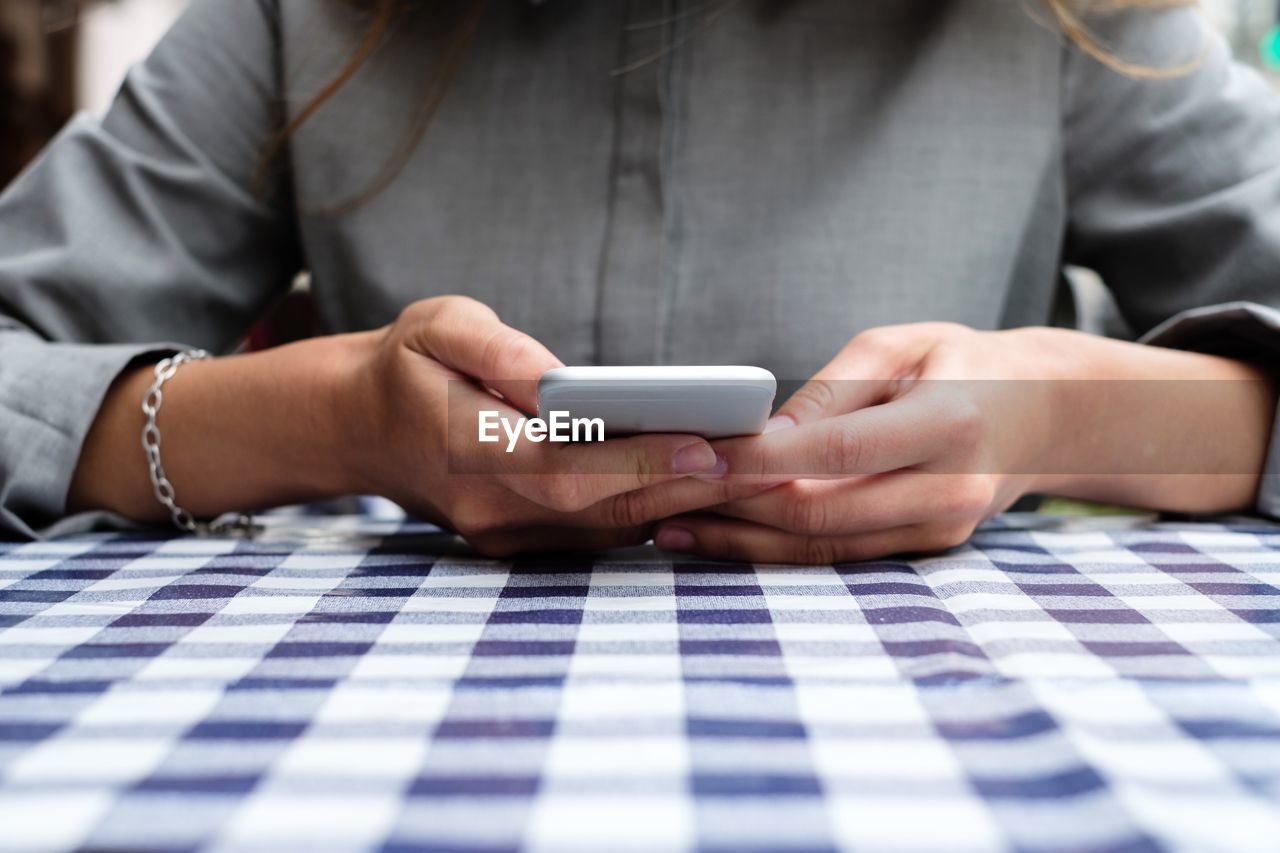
[[2, 0, 1279, 538]]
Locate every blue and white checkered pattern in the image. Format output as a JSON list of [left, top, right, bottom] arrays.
[[2, 515, 1279, 852]]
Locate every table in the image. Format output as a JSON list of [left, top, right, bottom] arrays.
[[2, 514, 1279, 852]]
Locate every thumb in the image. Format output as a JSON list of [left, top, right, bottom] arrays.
[[772, 328, 927, 427], [769, 377, 892, 432], [410, 297, 562, 413]]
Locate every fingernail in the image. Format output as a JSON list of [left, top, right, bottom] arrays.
[[765, 414, 797, 433], [693, 455, 729, 481], [657, 526, 697, 552], [672, 442, 717, 474]]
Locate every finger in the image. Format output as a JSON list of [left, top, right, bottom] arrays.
[[462, 524, 655, 558], [409, 297, 563, 412], [654, 516, 964, 565], [773, 328, 937, 426], [446, 388, 723, 509], [709, 474, 993, 536], [496, 432, 721, 513], [573, 474, 785, 529], [714, 389, 958, 482], [447, 468, 776, 533]]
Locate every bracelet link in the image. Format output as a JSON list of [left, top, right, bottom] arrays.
[[140, 350, 257, 537]]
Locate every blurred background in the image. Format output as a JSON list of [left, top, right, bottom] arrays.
[[3, 0, 1280, 188], [1, 0, 184, 185]]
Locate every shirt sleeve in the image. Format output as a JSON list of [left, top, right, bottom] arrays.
[[1062, 6, 1280, 517], [0, 0, 302, 539]]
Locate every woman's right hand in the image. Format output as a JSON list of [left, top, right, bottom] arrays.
[[71, 295, 768, 554], [339, 296, 739, 555]]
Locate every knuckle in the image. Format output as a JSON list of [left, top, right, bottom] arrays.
[[946, 399, 984, 448], [410, 295, 473, 324], [481, 328, 533, 379], [947, 476, 996, 517], [630, 449, 660, 489], [439, 294, 485, 316], [736, 443, 772, 482], [824, 424, 867, 475], [849, 327, 898, 357], [537, 476, 588, 513], [450, 500, 500, 538], [785, 496, 829, 535], [723, 480, 771, 503], [394, 301, 437, 336], [799, 535, 838, 565], [608, 489, 651, 528], [787, 380, 836, 417], [400, 298, 439, 324], [924, 521, 977, 552], [923, 321, 971, 339]]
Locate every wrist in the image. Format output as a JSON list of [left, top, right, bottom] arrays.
[[71, 333, 387, 524], [266, 330, 382, 500], [989, 327, 1084, 494], [1000, 327, 1277, 510], [68, 364, 168, 520], [321, 329, 385, 497], [996, 326, 1088, 382], [153, 334, 379, 516]]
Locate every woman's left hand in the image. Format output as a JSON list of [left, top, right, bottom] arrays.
[[652, 323, 1276, 564]]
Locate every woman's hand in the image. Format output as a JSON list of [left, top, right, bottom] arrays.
[[338, 296, 775, 555], [652, 323, 1276, 564], [72, 296, 769, 554]]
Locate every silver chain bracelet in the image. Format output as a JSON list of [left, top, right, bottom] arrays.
[[141, 351, 256, 537]]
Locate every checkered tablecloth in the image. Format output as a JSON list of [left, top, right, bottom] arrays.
[[2, 515, 1280, 852]]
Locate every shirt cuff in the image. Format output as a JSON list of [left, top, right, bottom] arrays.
[[1138, 301, 1280, 520], [0, 336, 180, 540]]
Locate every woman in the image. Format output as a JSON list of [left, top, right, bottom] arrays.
[[0, 0, 1276, 562]]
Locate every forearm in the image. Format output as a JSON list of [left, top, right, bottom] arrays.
[[1025, 329, 1277, 513], [67, 332, 374, 522]]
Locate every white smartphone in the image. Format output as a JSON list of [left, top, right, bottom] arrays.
[[537, 366, 777, 439]]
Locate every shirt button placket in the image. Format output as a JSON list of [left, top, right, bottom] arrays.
[[594, 0, 684, 365]]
